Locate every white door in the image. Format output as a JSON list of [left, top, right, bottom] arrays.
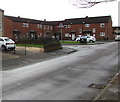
[[71, 34, 75, 40]]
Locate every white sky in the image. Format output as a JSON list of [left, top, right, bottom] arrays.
[[0, 0, 119, 26]]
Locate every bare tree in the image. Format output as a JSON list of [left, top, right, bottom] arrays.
[[69, 0, 116, 8]]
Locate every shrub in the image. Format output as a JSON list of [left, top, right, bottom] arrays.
[[16, 37, 61, 46]]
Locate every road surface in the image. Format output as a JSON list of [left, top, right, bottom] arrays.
[[1, 42, 119, 100]]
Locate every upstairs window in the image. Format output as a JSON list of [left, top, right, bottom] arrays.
[[47, 25, 49, 30], [23, 23, 26, 27], [37, 24, 42, 28], [100, 23, 105, 28], [44, 25, 46, 30], [64, 25, 67, 28], [85, 24, 90, 27], [23, 23, 29, 27], [26, 23, 29, 27], [68, 25, 71, 28], [51, 26, 53, 30]]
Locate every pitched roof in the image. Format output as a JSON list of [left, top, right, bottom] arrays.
[[5, 15, 112, 26], [5, 15, 60, 26], [5, 15, 43, 24], [63, 16, 112, 24]]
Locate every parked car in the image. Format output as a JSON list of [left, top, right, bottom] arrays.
[[74, 35, 82, 41], [0, 37, 16, 51], [115, 35, 120, 41], [75, 35, 96, 43]]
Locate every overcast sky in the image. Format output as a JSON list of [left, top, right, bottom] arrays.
[[0, 0, 119, 26]]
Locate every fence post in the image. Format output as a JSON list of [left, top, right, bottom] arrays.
[[25, 44, 26, 55]]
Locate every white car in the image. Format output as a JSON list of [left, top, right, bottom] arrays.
[[75, 35, 96, 43], [115, 35, 120, 41], [0, 37, 16, 51]]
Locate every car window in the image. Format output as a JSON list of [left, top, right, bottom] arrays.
[[4, 38, 11, 41], [0, 38, 4, 41]]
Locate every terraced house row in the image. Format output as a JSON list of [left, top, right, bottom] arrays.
[[0, 9, 114, 41]]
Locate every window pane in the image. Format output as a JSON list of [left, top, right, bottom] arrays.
[[79, 28, 82, 33], [85, 24, 90, 27], [100, 32, 105, 36], [100, 23, 105, 28]]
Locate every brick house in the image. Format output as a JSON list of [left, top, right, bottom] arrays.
[[54, 16, 114, 40], [3, 14, 114, 41], [4, 16, 54, 41]]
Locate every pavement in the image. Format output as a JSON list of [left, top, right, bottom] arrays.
[[93, 71, 120, 101]]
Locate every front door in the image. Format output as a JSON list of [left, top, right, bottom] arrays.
[[71, 34, 75, 40]]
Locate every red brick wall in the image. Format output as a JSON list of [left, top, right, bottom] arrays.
[[4, 17, 13, 39], [4, 16, 113, 41], [4, 17, 54, 39], [55, 21, 113, 40]]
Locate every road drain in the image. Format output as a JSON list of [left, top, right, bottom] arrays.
[[88, 83, 105, 89]]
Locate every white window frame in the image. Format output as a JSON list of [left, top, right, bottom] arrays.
[[100, 32, 105, 36], [37, 24, 39, 28], [64, 25, 67, 28], [65, 33, 69, 37], [68, 25, 71, 28], [92, 28, 96, 33], [100, 23, 105, 28], [23, 23, 26, 27], [44, 25, 46, 30], [23, 23, 29, 27], [37, 24, 42, 28], [79, 28, 82, 34], [40, 24, 42, 28], [26, 23, 29, 27], [51, 26, 53, 30], [85, 24, 90, 27], [47, 25, 49, 30]]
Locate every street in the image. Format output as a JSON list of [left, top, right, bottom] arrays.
[[1, 42, 119, 100]]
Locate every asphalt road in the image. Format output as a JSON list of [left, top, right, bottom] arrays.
[[1, 42, 119, 100]]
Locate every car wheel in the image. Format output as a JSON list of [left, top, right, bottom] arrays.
[[89, 40, 94, 43], [1, 45, 6, 51]]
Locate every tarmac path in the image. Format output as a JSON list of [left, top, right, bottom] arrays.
[[1, 42, 119, 100]]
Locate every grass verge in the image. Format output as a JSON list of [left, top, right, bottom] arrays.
[[60, 40, 80, 44]]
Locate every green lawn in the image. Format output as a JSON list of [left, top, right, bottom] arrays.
[[60, 40, 80, 44]]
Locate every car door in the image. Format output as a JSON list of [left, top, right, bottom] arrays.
[[86, 36, 90, 42]]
